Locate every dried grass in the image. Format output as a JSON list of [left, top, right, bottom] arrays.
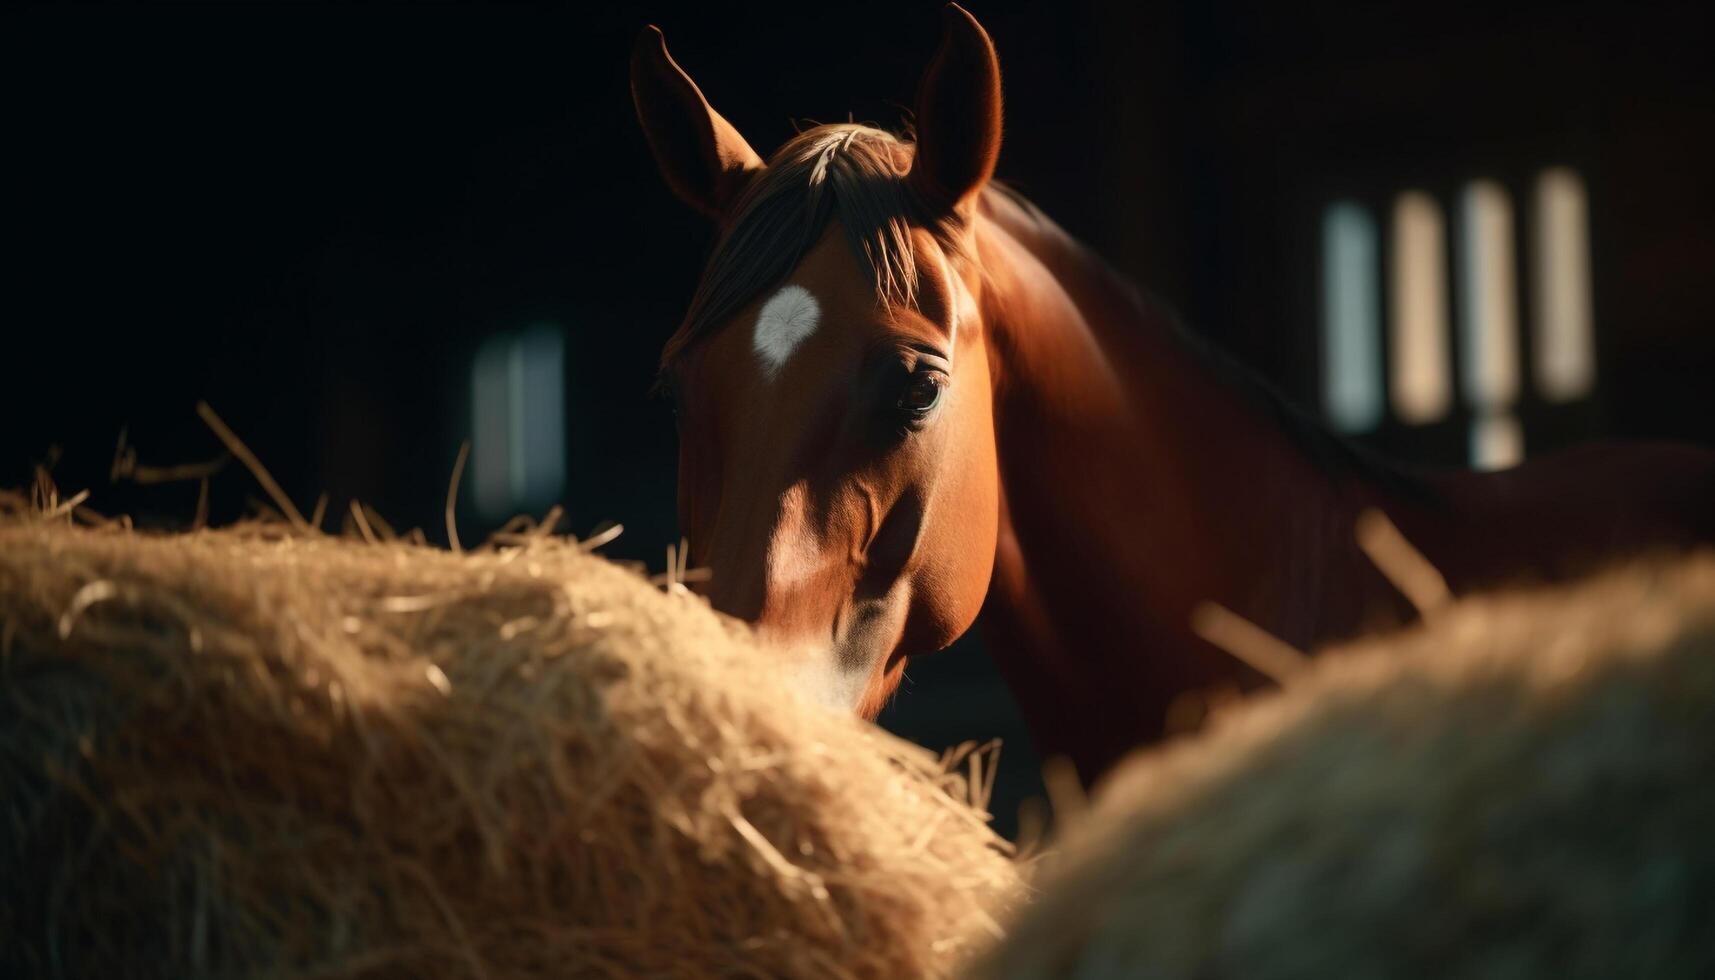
[[0, 501, 1020, 979], [970, 553, 1715, 980]]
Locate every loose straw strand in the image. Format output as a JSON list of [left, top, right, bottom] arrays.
[[1040, 755, 1088, 836], [1356, 507, 1453, 618], [196, 401, 308, 531], [1190, 601, 1310, 684], [445, 440, 470, 554], [349, 499, 379, 545]]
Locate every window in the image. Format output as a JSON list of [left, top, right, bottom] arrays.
[[1458, 179, 1522, 469], [1390, 191, 1454, 426], [1532, 167, 1596, 403], [1321, 201, 1383, 433], [1320, 168, 1596, 470], [471, 324, 567, 520]]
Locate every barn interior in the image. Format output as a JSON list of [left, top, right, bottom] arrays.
[[9, 0, 1714, 838]]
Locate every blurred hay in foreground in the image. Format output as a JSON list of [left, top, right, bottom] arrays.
[[971, 553, 1715, 980], [0, 500, 1019, 979]]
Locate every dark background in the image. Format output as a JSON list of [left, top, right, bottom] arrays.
[[8, 1, 1713, 837]]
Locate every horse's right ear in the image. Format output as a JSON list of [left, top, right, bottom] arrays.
[[908, 4, 1003, 213], [630, 26, 765, 220]]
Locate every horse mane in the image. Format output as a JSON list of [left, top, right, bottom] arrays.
[[981, 181, 1426, 499], [1166, 307, 1434, 499], [659, 125, 968, 372]]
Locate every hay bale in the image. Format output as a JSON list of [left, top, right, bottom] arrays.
[[0, 514, 1019, 979], [971, 555, 1715, 980]]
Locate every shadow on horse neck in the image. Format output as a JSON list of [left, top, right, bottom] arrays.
[[971, 182, 1715, 781]]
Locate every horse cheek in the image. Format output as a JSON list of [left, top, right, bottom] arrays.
[[908, 418, 999, 655]]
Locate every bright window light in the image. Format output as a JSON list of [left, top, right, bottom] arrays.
[[1470, 409, 1524, 471], [1458, 180, 1521, 412], [1532, 167, 1596, 402], [472, 324, 566, 520], [1390, 191, 1453, 424], [1322, 201, 1384, 433]]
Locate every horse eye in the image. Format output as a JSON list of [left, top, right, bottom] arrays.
[[897, 370, 946, 417]]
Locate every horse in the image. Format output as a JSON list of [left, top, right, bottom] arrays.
[[630, 4, 1715, 783]]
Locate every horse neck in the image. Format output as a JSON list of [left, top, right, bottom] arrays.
[[971, 189, 1413, 778]]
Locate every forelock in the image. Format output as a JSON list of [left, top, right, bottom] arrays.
[[660, 124, 968, 370]]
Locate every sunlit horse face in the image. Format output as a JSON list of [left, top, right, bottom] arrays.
[[632, 6, 1005, 714]]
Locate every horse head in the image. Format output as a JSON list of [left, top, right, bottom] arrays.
[[632, 5, 1004, 715]]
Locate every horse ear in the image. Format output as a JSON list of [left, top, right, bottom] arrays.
[[908, 4, 1003, 212], [630, 25, 765, 220]]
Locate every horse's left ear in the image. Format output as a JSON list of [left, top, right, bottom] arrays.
[[908, 4, 1004, 212], [631, 25, 765, 220]]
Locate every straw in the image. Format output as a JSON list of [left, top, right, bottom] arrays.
[[1, 505, 1021, 979]]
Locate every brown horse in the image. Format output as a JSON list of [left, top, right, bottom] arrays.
[[631, 5, 1715, 782]]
